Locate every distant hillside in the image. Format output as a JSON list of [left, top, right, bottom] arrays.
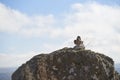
[[0, 73, 11, 80], [115, 64, 120, 73], [0, 68, 16, 80]]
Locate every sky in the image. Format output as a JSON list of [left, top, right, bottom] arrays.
[[0, 0, 120, 68]]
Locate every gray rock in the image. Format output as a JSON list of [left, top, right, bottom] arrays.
[[12, 48, 120, 80]]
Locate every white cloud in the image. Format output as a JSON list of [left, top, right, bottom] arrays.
[[0, 3, 55, 37], [0, 52, 39, 68], [0, 3, 30, 32], [0, 2, 120, 67], [1, 2, 120, 38]]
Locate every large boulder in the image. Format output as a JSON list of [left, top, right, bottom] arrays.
[[12, 48, 120, 80]]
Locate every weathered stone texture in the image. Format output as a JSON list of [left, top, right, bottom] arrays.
[[12, 48, 120, 80]]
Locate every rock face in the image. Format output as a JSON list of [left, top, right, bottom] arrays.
[[12, 48, 120, 80]]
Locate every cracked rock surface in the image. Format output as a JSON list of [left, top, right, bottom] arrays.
[[12, 48, 120, 80]]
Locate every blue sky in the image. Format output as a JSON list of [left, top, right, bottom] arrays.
[[0, 0, 85, 15], [0, 0, 120, 15], [0, 0, 120, 68]]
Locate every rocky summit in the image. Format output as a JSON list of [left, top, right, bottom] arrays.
[[12, 48, 120, 80]]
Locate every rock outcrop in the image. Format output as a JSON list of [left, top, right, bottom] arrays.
[[12, 48, 120, 80]]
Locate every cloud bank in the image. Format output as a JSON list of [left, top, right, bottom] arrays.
[[0, 2, 120, 67]]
